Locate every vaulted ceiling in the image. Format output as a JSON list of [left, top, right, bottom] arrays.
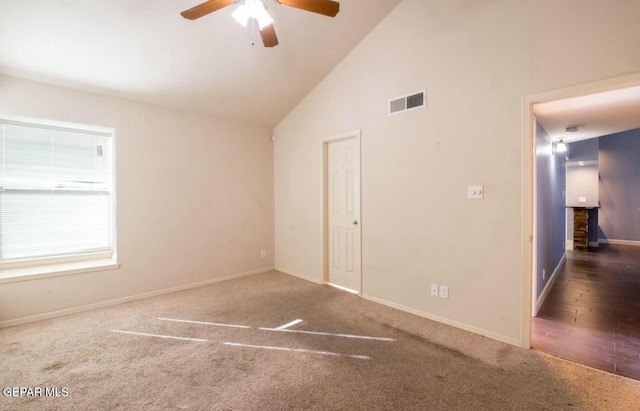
[[0, 0, 403, 127]]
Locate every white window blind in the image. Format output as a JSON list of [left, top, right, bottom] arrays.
[[0, 119, 114, 262]]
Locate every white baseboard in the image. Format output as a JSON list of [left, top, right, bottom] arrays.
[[274, 268, 521, 346], [0, 266, 274, 329], [600, 239, 640, 247], [534, 253, 566, 316], [361, 294, 521, 347], [275, 267, 520, 346], [275, 267, 323, 284]]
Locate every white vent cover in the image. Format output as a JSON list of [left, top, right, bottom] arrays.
[[388, 90, 426, 115]]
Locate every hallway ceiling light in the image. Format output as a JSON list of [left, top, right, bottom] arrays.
[[552, 139, 567, 155]]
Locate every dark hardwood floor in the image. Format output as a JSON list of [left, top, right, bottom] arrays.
[[532, 244, 640, 380]]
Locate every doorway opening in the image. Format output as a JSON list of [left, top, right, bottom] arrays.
[[522, 73, 640, 379]]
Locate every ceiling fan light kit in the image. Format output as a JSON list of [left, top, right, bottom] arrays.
[[232, 0, 274, 30], [181, 0, 340, 47]]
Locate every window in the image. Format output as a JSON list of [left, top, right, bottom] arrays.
[[0, 117, 115, 266]]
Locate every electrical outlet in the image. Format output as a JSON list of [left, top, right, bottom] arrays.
[[542, 269, 546, 280], [439, 285, 449, 299], [467, 185, 484, 199], [260, 250, 266, 259], [430, 284, 439, 297]]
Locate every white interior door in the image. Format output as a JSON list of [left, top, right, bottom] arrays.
[[327, 137, 361, 293]]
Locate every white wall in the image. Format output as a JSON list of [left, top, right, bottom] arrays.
[[566, 163, 599, 208], [565, 139, 599, 208], [0, 75, 274, 324], [274, 0, 640, 344]]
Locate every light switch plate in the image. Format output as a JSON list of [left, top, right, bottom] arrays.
[[439, 285, 449, 299], [579, 197, 587, 203], [468, 185, 484, 199]]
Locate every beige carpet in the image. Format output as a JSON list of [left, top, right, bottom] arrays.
[[1, 270, 638, 410]]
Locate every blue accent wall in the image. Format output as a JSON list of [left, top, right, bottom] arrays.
[[535, 122, 566, 298], [598, 128, 640, 242], [567, 138, 599, 161]]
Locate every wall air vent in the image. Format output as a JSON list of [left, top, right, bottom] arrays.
[[388, 90, 426, 116]]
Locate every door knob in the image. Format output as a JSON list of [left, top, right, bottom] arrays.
[[353, 220, 358, 225]]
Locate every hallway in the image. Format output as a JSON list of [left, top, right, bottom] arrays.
[[532, 244, 640, 380]]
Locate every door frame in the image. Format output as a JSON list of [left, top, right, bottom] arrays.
[[521, 72, 640, 349], [321, 130, 362, 294]]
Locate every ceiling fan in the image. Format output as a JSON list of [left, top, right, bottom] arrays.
[[180, 0, 340, 48]]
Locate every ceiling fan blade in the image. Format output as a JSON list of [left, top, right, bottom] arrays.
[[278, 0, 340, 17], [260, 24, 279, 47], [181, 0, 235, 20]]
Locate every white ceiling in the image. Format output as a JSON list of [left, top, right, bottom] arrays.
[[0, 0, 402, 127], [534, 85, 640, 143]]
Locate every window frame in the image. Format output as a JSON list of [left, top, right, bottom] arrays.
[[0, 114, 118, 277]]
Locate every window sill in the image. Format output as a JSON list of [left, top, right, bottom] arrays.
[[0, 259, 120, 284]]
